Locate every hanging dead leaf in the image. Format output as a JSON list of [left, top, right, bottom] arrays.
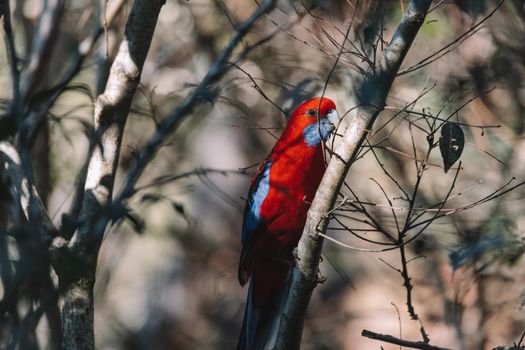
[[439, 122, 465, 173]]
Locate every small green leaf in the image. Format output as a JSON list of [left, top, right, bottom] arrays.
[[439, 122, 465, 173]]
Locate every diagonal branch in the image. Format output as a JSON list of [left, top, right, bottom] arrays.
[[57, 2, 277, 348], [69, 0, 277, 253], [115, 0, 277, 204], [275, 1, 433, 349]]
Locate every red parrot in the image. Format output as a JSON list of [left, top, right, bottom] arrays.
[[237, 97, 338, 350]]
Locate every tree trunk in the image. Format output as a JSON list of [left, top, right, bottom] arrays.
[[276, 1, 434, 348], [60, 279, 95, 350], [56, 1, 166, 348]]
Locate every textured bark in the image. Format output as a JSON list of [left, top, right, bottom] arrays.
[[72, 0, 166, 251], [275, 1, 434, 349], [60, 279, 95, 350], [57, 1, 166, 349], [1, 0, 276, 348]]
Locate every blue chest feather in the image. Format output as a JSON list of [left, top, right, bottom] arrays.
[[242, 161, 271, 244], [302, 119, 335, 147]]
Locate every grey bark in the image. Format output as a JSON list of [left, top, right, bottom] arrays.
[[275, 1, 434, 349], [1, 0, 276, 348], [58, 0, 277, 346], [57, 1, 166, 349], [59, 279, 95, 350]]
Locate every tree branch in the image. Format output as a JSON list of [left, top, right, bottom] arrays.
[[48, 1, 276, 348], [55, 1, 166, 349], [0, 141, 56, 241], [2, 0, 20, 112], [68, 0, 166, 254], [115, 0, 277, 203], [275, 1, 433, 348], [362, 329, 454, 350]]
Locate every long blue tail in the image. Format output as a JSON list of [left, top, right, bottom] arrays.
[[236, 270, 292, 350]]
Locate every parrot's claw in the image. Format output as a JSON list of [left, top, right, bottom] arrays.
[[293, 247, 301, 261]]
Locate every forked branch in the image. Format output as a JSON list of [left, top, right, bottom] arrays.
[[275, 1, 434, 349]]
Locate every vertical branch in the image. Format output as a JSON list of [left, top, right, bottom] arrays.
[[56, 1, 166, 349], [2, 0, 20, 111], [70, 0, 166, 253], [54, 1, 276, 348], [276, 1, 433, 349]]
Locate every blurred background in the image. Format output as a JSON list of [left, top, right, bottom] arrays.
[[1, 0, 525, 349]]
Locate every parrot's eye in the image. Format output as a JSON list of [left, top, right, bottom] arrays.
[[307, 109, 316, 116]]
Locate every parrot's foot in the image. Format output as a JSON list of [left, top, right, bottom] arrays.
[[293, 247, 300, 261]]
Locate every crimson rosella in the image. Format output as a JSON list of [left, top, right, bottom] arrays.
[[237, 97, 338, 350]]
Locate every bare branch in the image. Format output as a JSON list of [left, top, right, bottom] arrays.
[[362, 329, 454, 350], [57, 1, 166, 349], [276, 1, 434, 348], [398, 0, 505, 76], [55, 2, 277, 348], [115, 0, 277, 204], [70, 0, 166, 250]]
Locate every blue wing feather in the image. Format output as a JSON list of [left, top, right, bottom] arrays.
[[241, 160, 271, 244], [238, 159, 271, 285]]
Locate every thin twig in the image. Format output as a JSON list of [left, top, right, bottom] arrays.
[[398, 0, 506, 75], [362, 329, 454, 350], [115, 0, 277, 204]]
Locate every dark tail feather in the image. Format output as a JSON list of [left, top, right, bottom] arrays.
[[237, 271, 292, 350]]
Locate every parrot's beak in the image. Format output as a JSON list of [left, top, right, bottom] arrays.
[[326, 109, 339, 129]]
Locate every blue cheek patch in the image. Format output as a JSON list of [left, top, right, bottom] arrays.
[[242, 161, 271, 244], [302, 119, 335, 147]]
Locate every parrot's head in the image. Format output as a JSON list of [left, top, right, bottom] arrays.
[[290, 97, 339, 147]]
